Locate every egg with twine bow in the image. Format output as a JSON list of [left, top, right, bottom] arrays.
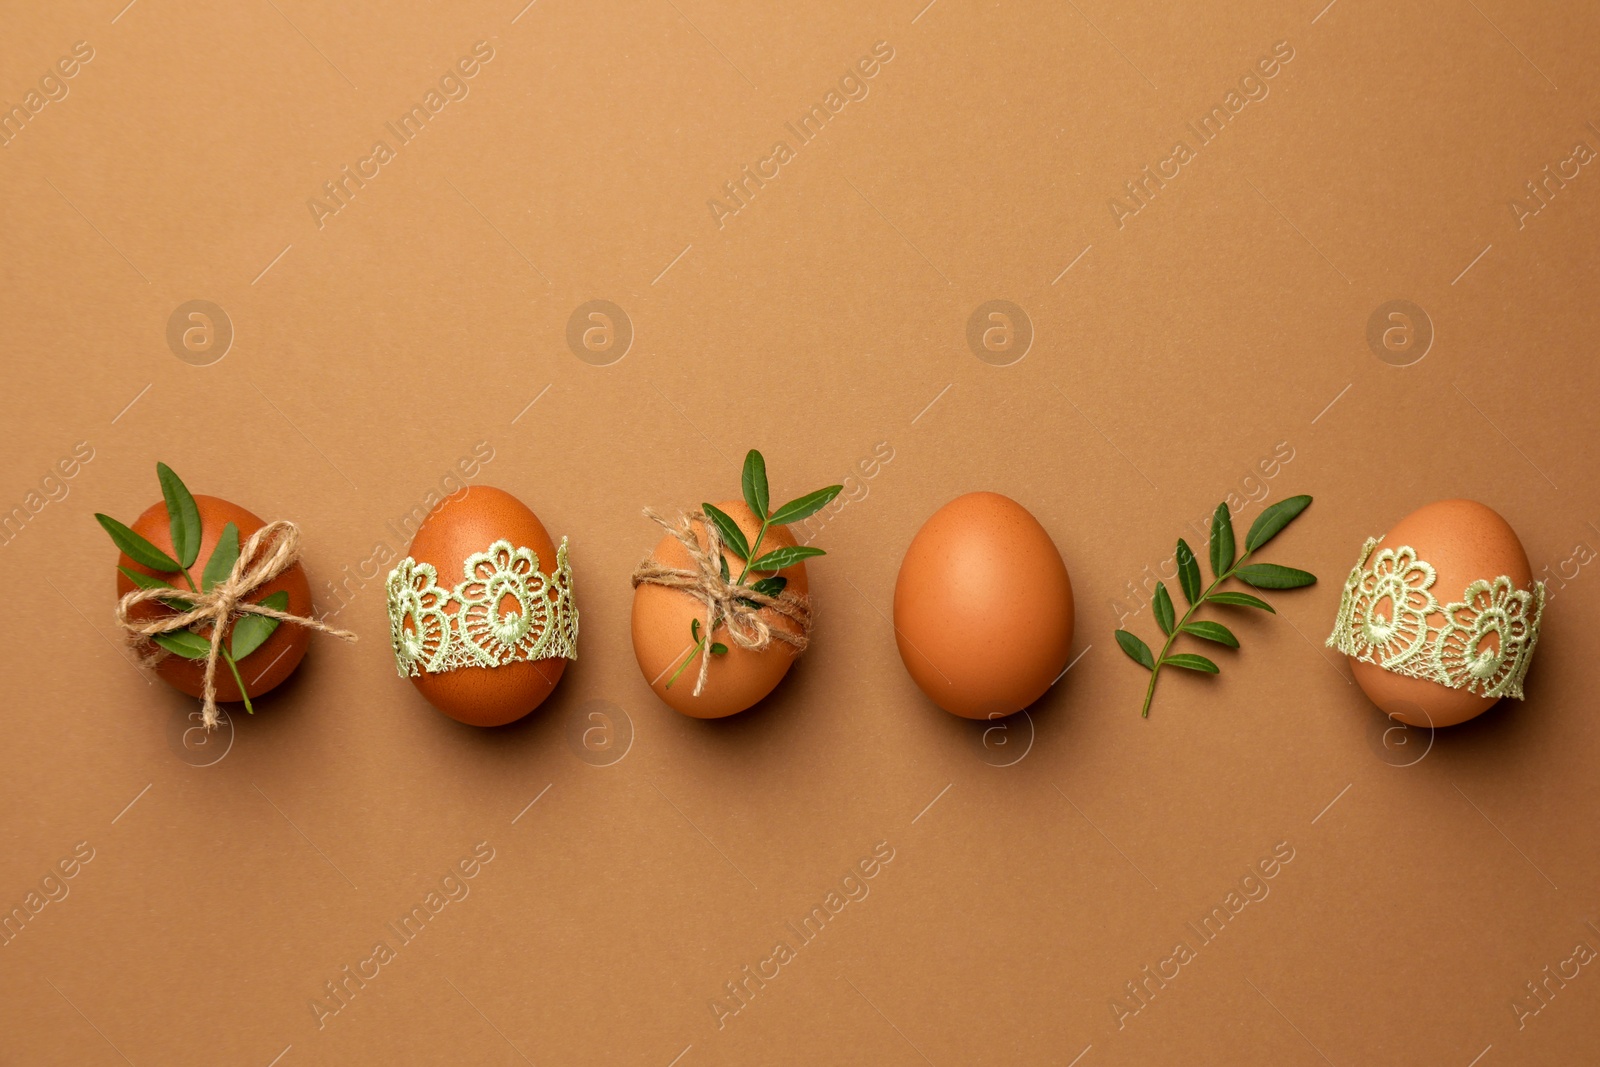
[[1326, 499, 1546, 728], [386, 486, 579, 728], [99, 463, 355, 728], [631, 451, 841, 719]]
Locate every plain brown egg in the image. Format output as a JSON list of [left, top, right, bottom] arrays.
[[403, 486, 568, 727], [116, 494, 312, 703], [893, 492, 1075, 719], [631, 501, 810, 719], [1347, 499, 1535, 728]]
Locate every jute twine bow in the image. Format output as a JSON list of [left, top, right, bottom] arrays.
[[114, 520, 357, 729], [630, 508, 811, 696]]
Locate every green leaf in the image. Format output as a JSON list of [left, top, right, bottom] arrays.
[[96, 514, 181, 572], [156, 462, 202, 569], [202, 522, 240, 591], [737, 572, 788, 611], [750, 545, 825, 572], [1235, 563, 1317, 590], [1209, 501, 1235, 579], [1245, 494, 1312, 552], [1180, 620, 1239, 647], [768, 485, 844, 526], [719, 553, 731, 584], [1115, 629, 1155, 670], [1164, 652, 1220, 673], [691, 617, 702, 641], [1176, 539, 1202, 605], [231, 590, 288, 659], [118, 566, 195, 612], [741, 449, 769, 519], [701, 503, 750, 561], [709, 642, 729, 655], [1152, 582, 1175, 636], [750, 576, 788, 598], [1208, 591, 1276, 613], [153, 630, 211, 659]]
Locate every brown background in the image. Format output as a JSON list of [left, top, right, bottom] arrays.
[[3, 0, 1598, 1063]]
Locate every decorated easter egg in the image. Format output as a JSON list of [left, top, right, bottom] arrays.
[[1327, 499, 1544, 728], [386, 486, 578, 727], [631, 501, 811, 719], [115, 494, 312, 702]]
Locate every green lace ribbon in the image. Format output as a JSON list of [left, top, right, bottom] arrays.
[[386, 538, 578, 677], [1326, 538, 1544, 700]]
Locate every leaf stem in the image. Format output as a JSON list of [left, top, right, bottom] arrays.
[[736, 515, 771, 585], [1139, 546, 1256, 718], [220, 647, 255, 714], [664, 634, 705, 690]]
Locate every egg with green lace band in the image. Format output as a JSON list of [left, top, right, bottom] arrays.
[[1326, 499, 1546, 728], [386, 486, 578, 727]]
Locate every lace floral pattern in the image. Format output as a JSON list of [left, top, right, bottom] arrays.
[[1326, 538, 1543, 700], [386, 538, 578, 677]]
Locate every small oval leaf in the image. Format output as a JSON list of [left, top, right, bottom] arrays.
[[231, 590, 289, 659], [1164, 652, 1220, 673], [1245, 494, 1312, 552], [750, 576, 788, 598], [1209, 501, 1235, 579], [709, 642, 729, 655], [701, 503, 750, 561], [1180, 620, 1240, 647], [153, 630, 212, 659], [1208, 591, 1276, 613], [750, 545, 825, 572], [96, 514, 182, 572], [1176, 539, 1202, 605], [741, 449, 769, 519], [118, 566, 194, 612], [156, 462, 203, 569], [1235, 563, 1317, 590], [1115, 629, 1155, 670], [768, 485, 844, 526], [1153, 582, 1175, 636], [202, 522, 240, 592]]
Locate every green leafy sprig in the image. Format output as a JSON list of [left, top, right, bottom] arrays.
[[96, 463, 287, 713], [1115, 495, 1317, 718], [663, 450, 842, 690]]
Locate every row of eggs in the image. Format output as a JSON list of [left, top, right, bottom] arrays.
[[115, 486, 1541, 729]]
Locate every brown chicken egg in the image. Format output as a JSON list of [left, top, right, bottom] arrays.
[[893, 492, 1075, 719], [116, 495, 312, 702], [631, 501, 810, 719], [392, 486, 574, 727], [1333, 499, 1543, 728]]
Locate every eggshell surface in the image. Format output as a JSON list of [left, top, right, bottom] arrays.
[[893, 492, 1075, 719], [1347, 499, 1535, 728], [116, 494, 312, 703], [631, 501, 809, 719], [403, 486, 569, 727]]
